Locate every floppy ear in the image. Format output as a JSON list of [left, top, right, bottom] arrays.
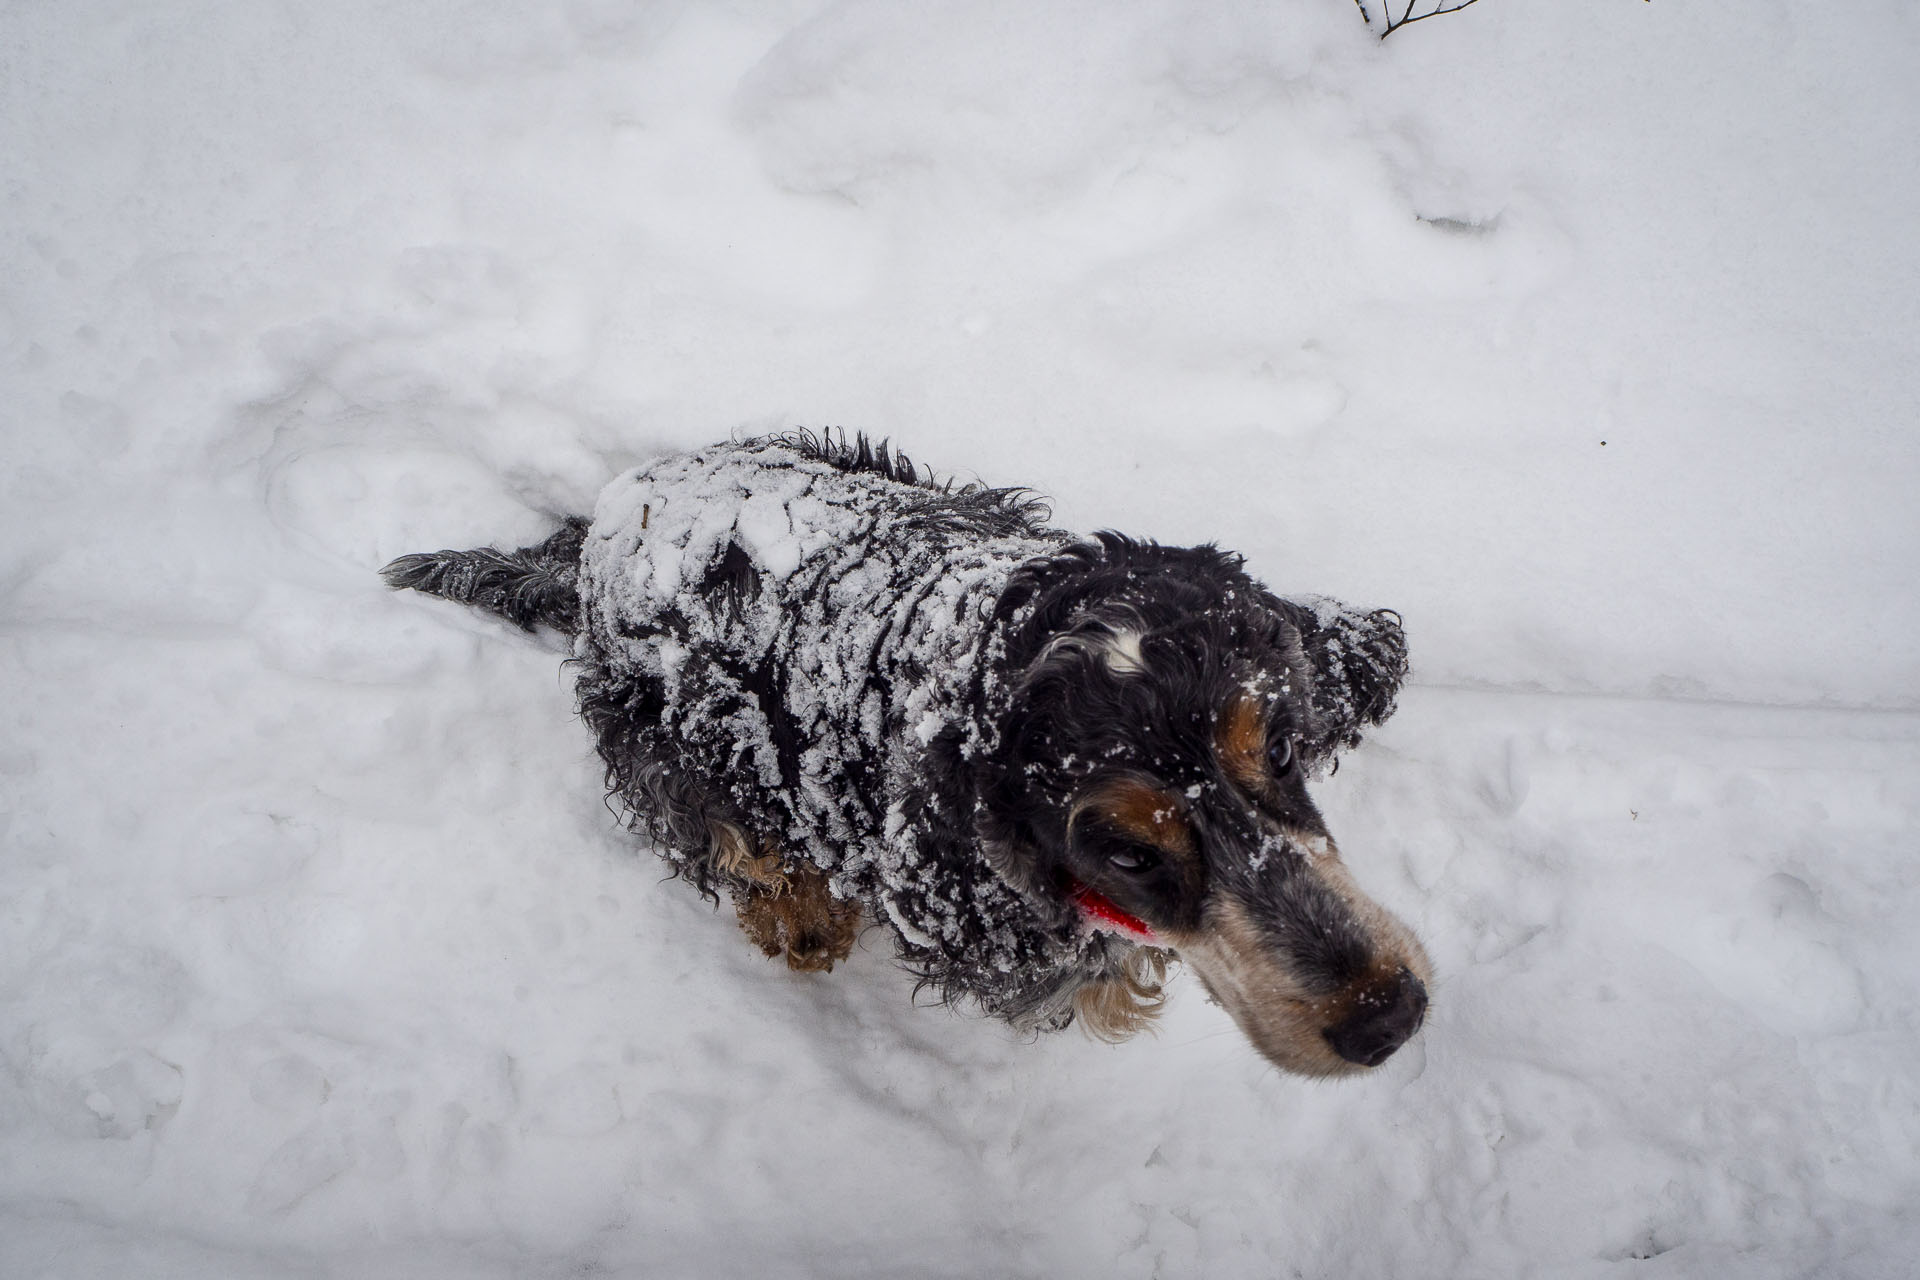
[[1274, 596, 1409, 760]]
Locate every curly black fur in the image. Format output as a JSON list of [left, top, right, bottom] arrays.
[[380, 518, 588, 633]]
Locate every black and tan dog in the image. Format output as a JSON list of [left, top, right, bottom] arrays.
[[384, 433, 1430, 1076]]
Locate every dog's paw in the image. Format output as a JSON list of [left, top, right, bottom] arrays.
[[731, 864, 861, 973]]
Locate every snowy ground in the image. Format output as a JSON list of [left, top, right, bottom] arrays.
[[4, 1, 1917, 1276]]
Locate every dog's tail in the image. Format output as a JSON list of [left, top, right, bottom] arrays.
[[381, 517, 588, 634]]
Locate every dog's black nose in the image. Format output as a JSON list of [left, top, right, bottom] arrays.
[[1323, 967, 1428, 1068]]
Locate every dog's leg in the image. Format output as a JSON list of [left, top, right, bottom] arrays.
[[726, 838, 861, 973], [574, 656, 861, 973]]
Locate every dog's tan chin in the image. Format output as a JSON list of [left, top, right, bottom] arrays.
[[1179, 948, 1369, 1078]]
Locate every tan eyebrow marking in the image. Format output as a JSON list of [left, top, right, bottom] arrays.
[[1073, 778, 1196, 856], [1216, 689, 1270, 790]]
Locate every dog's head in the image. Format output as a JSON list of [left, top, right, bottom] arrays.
[[981, 535, 1431, 1076]]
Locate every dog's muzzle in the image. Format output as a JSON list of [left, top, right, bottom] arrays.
[[1171, 839, 1434, 1076]]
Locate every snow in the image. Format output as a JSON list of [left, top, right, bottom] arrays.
[[2, 0, 1916, 1276]]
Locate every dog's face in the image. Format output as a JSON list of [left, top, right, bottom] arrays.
[[986, 537, 1432, 1077]]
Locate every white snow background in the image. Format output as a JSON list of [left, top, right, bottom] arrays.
[[3, 0, 1917, 1276]]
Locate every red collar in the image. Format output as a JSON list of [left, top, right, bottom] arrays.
[[1066, 879, 1160, 943]]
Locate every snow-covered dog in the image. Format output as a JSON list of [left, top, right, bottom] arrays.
[[384, 433, 1431, 1075]]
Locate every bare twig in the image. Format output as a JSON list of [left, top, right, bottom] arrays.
[[1354, 0, 1484, 40]]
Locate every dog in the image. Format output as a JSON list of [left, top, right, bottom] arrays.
[[383, 433, 1431, 1076]]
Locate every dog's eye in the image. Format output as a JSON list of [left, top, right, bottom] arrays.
[[1269, 736, 1295, 775], [1105, 843, 1157, 873]]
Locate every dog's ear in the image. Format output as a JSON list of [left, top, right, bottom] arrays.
[[1272, 595, 1409, 761]]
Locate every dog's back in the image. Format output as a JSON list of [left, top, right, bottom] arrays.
[[569, 438, 1067, 909]]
